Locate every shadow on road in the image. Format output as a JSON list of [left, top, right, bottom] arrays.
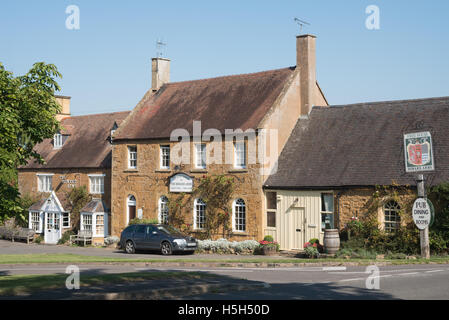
[[0, 266, 399, 300], [187, 281, 399, 300]]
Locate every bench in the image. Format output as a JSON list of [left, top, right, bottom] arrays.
[[12, 228, 35, 244], [70, 230, 93, 246]]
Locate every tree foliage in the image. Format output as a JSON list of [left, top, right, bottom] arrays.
[[0, 62, 61, 223]]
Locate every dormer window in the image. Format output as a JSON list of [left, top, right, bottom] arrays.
[[54, 133, 63, 149]]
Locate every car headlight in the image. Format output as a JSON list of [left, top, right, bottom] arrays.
[[173, 239, 187, 247]]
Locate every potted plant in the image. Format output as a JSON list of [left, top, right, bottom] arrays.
[[303, 239, 323, 258], [258, 236, 279, 255]]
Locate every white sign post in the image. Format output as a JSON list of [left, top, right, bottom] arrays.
[[414, 175, 431, 259]]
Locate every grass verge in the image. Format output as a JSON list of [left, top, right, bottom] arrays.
[[1, 253, 449, 265], [0, 271, 214, 296]]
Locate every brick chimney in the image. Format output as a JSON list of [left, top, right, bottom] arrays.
[[55, 95, 71, 121], [296, 34, 316, 116], [151, 57, 170, 92]]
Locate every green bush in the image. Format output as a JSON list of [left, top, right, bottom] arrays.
[[263, 235, 274, 242], [304, 246, 319, 258], [128, 218, 160, 225], [35, 235, 43, 244], [385, 252, 408, 260], [57, 231, 74, 245], [335, 247, 378, 259]]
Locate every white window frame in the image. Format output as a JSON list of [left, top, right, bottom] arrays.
[[234, 141, 246, 169], [265, 191, 277, 229], [384, 200, 401, 232], [88, 174, 105, 194], [158, 196, 169, 224], [37, 174, 53, 192], [320, 193, 334, 232], [54, 133, 63, 149], [62, 212, 70, 228], [80, 212, 107, 237], [160, 145, 170, 169], [195, 143, 207, 169], [232, 198, 246, 232], [29, 211, 43, 233], [194, 199, 206, 230], [128, 146, 137, 169]]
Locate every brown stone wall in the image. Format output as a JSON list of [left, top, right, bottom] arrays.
[[111, 138, 265, 241], [336, 187, 417, 229]]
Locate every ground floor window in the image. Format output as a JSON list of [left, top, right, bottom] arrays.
[[96, 214, 104, 235], [159, 196, 169, 224], [194, 199, 206, 230], [321, 193, 334, 231], [82, 214, 92, 232], [233, 199, 246, 232], [30, 211, 41, 232], [384, 200, 401, 232], [81, 213, 107, 237], [62, 212, 70, 228], [266, 192, 277, 228]]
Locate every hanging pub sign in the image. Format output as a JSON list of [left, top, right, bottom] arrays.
[[404, 131, 434, 172], [169, 173, 193, 193]]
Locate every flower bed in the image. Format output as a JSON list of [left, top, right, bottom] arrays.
[[196, 238, 260, 255]]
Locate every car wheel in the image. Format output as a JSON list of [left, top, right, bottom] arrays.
[[161, 241, 172, 255], [125, 240, 135, 254]]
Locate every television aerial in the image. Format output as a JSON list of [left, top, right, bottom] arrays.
[[294, 17, 310, 33]]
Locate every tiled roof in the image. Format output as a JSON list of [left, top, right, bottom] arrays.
[[265, 96, 449, 189], [20, 111, 130, 169], [80, 199, 108, 213], [114, 67, 296, 140]]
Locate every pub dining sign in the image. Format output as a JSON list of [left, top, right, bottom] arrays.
[[404, 131, 434, 173]]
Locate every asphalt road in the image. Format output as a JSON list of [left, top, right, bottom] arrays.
[[2, 262, 449, 299]]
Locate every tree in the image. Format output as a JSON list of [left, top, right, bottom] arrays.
[[0, 62, 61, 223]]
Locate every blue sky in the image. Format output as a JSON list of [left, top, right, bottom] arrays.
[[1, 0, 448, 115]]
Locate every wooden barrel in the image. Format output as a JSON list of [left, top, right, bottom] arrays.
[[324, 229, 340, 254]]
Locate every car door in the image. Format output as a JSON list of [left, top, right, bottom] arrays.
[[133, 225, 147, 249], [146, 225, 163, 250]]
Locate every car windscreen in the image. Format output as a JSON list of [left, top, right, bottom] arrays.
[[156, 225, 184, 236]]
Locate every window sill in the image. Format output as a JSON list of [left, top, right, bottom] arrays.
[[190, 169, 208, 173], [228, 169, 248, 173], [124, 169, 138, 173], [155, 169, 171, 173], [231, 231, 249, 236]]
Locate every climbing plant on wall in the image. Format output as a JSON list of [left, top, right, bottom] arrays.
[[167, 175, 235, 239]]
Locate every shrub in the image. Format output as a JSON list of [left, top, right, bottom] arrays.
[[304, 240, 324, 253], [57, 230, 74, 245], [35, 235, 43, 244], [128, 218, 159, 225], [263, 235, 274, 242], [104, 236, 120, 246], [304, 246, 319, 258], [197, 238, 259, 254], [335, 248, 377, 259]]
